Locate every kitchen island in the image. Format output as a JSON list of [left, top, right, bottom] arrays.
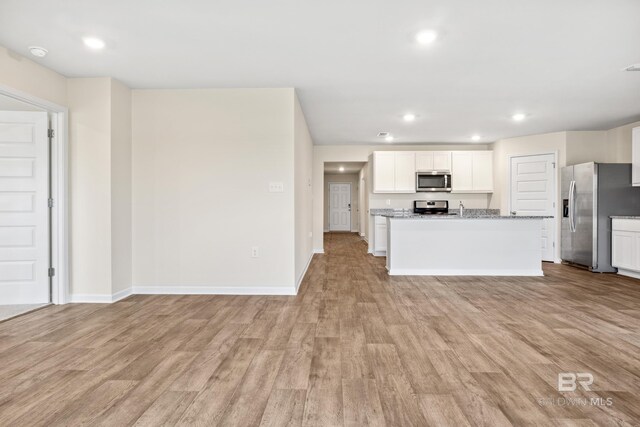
[[381, 213, 546, 276]]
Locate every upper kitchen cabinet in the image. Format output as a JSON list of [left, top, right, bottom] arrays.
[[373, 151, 396, 192], [415, 151, 451, 172], [451, 151, 493, 193], [633, 126, 640, 186], [373, 151, 416, 193]]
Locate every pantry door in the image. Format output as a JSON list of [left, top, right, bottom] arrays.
[[0, 111, 50, 304], [510, 153, 556, 262]]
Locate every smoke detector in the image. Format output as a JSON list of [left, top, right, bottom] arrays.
[[623, 64, 640, 72], [29, 46, 48, 58]]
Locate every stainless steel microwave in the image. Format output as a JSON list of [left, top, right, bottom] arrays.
[[416, 172, 452, 192]]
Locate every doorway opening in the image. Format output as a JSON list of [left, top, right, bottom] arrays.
[[0, 88, 69, 318], [323, 162, 366, 235]]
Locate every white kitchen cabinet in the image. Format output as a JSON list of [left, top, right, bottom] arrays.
[[415, 152, 434, 171], [373, 151, 416, 193], [416, 151, 451, 171], [433, 151, 452, 171], [632, 126, 640, 186], [451, 151, 493, 193], [374, 216, 387, 256], [395, 152, 416, 192], [612, 230, 635, 270], [612, 218, 640, 278], [451, 152, 473, 191], [373, 152, 396, 193]]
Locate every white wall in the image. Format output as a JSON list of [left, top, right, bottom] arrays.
[[67, 78, 113, 297], [359, 166, 367, 237], [66, 77, 133, 299], [294, 94, 314, 289], [0, 46, 67, 106], [606, 120, 640, 163], [312, 144, 491, 251], [565, 131, 608, 166], [110, 79, 133, 294], [132, 88, 297, 292], [324, 173, 359, 232]]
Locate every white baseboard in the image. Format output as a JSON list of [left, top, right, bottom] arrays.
[[388, 268, 544, 277], [296, 252, 315, 293], [112, 287, 133, 302], [616, 269, 640, 280], [70, 287, 132, 303], [70, 276, 312, 303], [132, 285, 297, 296], [313, 248, 324, 254]]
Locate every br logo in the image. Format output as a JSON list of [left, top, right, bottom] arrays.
[[558, 373, 594, 392]]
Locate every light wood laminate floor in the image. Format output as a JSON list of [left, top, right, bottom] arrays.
[[1, 232, 639, 426]]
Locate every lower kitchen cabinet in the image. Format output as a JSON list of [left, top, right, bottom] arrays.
[[374, 216, 387, 256], [612, 218, 640, 279]]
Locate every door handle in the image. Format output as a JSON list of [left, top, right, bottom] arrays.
[[569, 180, 576, 232], [510, 211, 517, 216]]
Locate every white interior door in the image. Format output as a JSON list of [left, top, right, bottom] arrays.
[[510, 154, 556, 262], [329, 183, 351, 231], [0, 111, 50, 304]]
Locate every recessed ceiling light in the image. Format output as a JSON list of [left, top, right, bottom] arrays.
[[416, 30, 438, 45], [385, 135, 394, 142], [339, 166, 345, 172], [83, 37, 105, 50], [471, 135, 481, 142], [512, 113, 526, 122], [28, 46, 48, 58], [623, 64, 640, 72], [403, 113, 416, 122]]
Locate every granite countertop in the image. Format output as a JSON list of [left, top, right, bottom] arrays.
[[610, 216, 640, 219], [383, 213, 549, 220], [369, 208, 549, 220]]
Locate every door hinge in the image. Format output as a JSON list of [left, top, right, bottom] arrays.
[[552, 162, 556, 168], [48, 267, 55, 277], [48, 198, 54, 208], [48, 128, 54, 138]]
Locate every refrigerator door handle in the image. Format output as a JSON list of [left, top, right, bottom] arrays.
[[569, 180, 576, 232]]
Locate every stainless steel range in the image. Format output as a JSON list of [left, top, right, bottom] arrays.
[[413, 200, 449, 215]]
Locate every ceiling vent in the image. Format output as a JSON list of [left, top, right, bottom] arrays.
[[623, 64, 640, 71], [377, 132, 390, 137]]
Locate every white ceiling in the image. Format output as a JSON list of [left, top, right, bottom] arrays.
[[1, 0, 639, 145], [324, 162, 366, 174]]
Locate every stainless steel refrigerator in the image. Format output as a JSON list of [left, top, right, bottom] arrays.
[[561, 162, 640, 272]]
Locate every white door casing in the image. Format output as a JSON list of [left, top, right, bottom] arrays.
[[329, 183, 351, 231], [510, 153, 556, 262], [0, 111, 49, 304]]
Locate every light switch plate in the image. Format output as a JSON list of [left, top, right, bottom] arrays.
[[269, 182, 284, 193]]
